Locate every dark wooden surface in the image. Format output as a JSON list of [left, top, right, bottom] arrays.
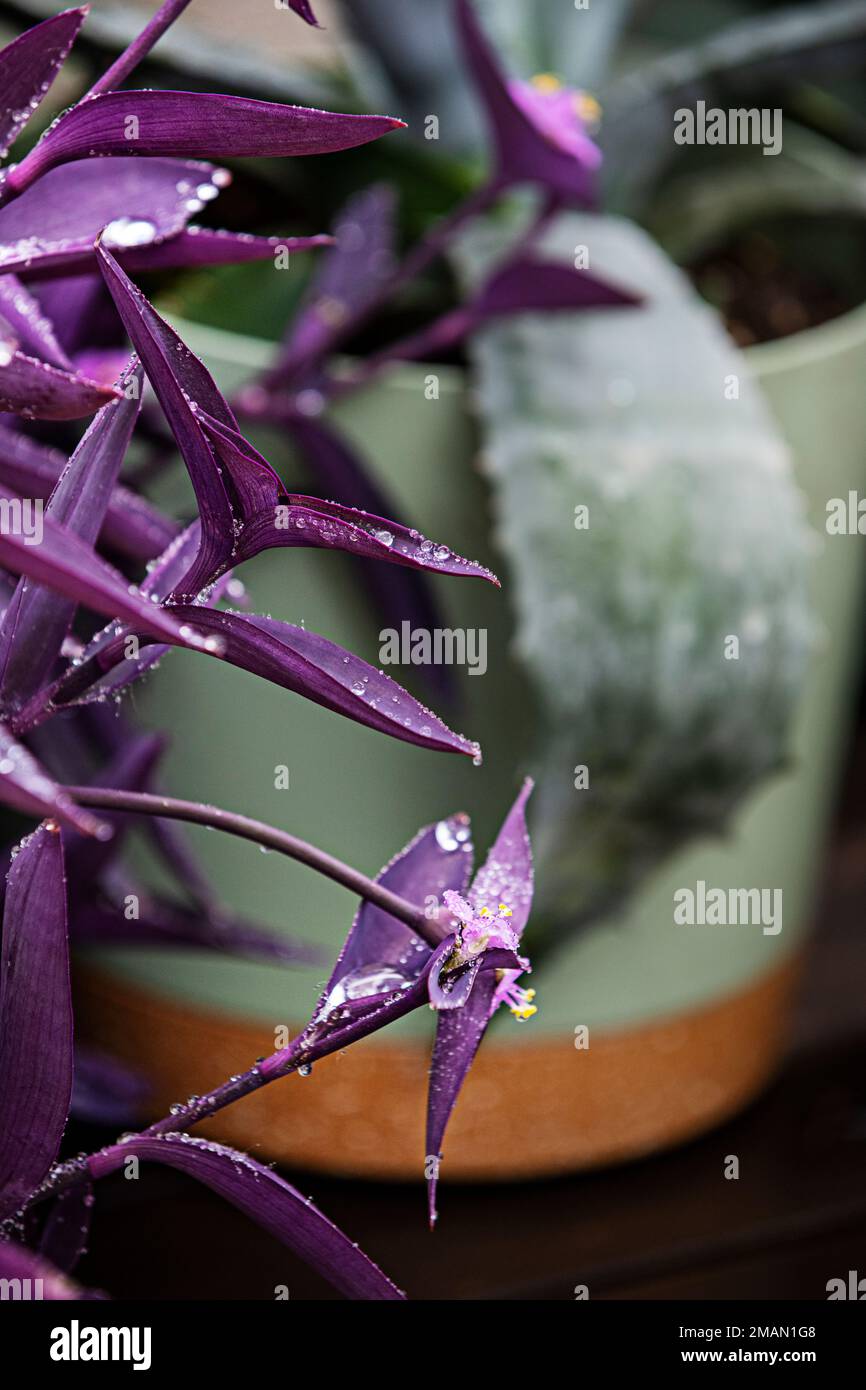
[[68, 759, 866, 1301]]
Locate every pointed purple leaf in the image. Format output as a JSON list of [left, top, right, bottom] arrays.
[[7, 91, 406, 194], [368, 256, 640, 368], [425, 778, 534, 1223], [0, 722, 108, 837], [288, 0, 321, 24], [0, 825, 71, 1219], [87, 1134, 404, 1300], [470, 775, 534, 937], [0, 364, 143, 708], [472, 255, 640, 317], [0, 336, 119, 420], [201, 410, 499, 588], [97, 244, 237, 589], [162, 607, 482, 757], [0, 9, 86, 160], [115, 227, 333, 277], [0, 157, 233, 278], [455, 0, 600, 207], [425, 971, 496, 1226]]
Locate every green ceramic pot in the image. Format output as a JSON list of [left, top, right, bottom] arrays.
[[77, 297, 866, 1177]]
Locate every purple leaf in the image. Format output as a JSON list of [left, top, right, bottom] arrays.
[[312, 813, 474, 1031], [97, 249, 497, 599], [162, 607, 482, 757], [425, 970, 496, 1226], [366, 255, 640, 368], [426, 778, 534, 1224], [0, 421, 177, 562], [455, 0, 600, 207], [39, 545, 480, 762], [0, 825, 71, 1219], [0, 1237, 102, 1299], [268, 184, 397, 387], [470, 776, 535, 934], [0, 9, 86, 160], [201, 411, 499, 588], [39, 1179, 94, 1273], [115, 227, 333, 277], [288, 0, 321, 24], [6, 91, 406, 195], [0, 275, 70, 367], [471, 255, 640, 317], [0, 336, 119, 420], [0, 364, 143, 709], [97, 243, 238, 591], [0, 157, 234, 278], [0, 482, 216, 656], [0, 722, 109, 837], [87, 1134, 404, 1300]]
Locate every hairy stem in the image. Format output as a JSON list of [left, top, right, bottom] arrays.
[[64, 785, 437, 945], [87, 0, 195, 98]]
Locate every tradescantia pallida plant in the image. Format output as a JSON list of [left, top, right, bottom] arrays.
[[0, 0, 626, 1298]]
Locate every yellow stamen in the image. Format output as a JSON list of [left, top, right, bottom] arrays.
[[510, 1003, 538, 1022], [508, 987, 537, 1022], [531, 72, 562, 94], [498, 904, 513, 917], [575, 93, 602, 126]]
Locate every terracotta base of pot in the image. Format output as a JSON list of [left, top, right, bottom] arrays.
[[75, 955, 800, 1180]]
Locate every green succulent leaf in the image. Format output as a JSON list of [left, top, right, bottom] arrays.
[[458, 212, 816, 929]]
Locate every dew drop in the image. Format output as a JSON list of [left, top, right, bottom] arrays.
[[102, 217, 158, 249]]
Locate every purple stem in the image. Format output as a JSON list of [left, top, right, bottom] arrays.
[[374, 176, 504, 306], [64, 784, 436, 943], [86, 0, 196, 98], [142, 956, 432, 1138]]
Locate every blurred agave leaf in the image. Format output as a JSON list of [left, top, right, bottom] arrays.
[[600, 0, 866, 213], [457, 211, 815, 930]]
